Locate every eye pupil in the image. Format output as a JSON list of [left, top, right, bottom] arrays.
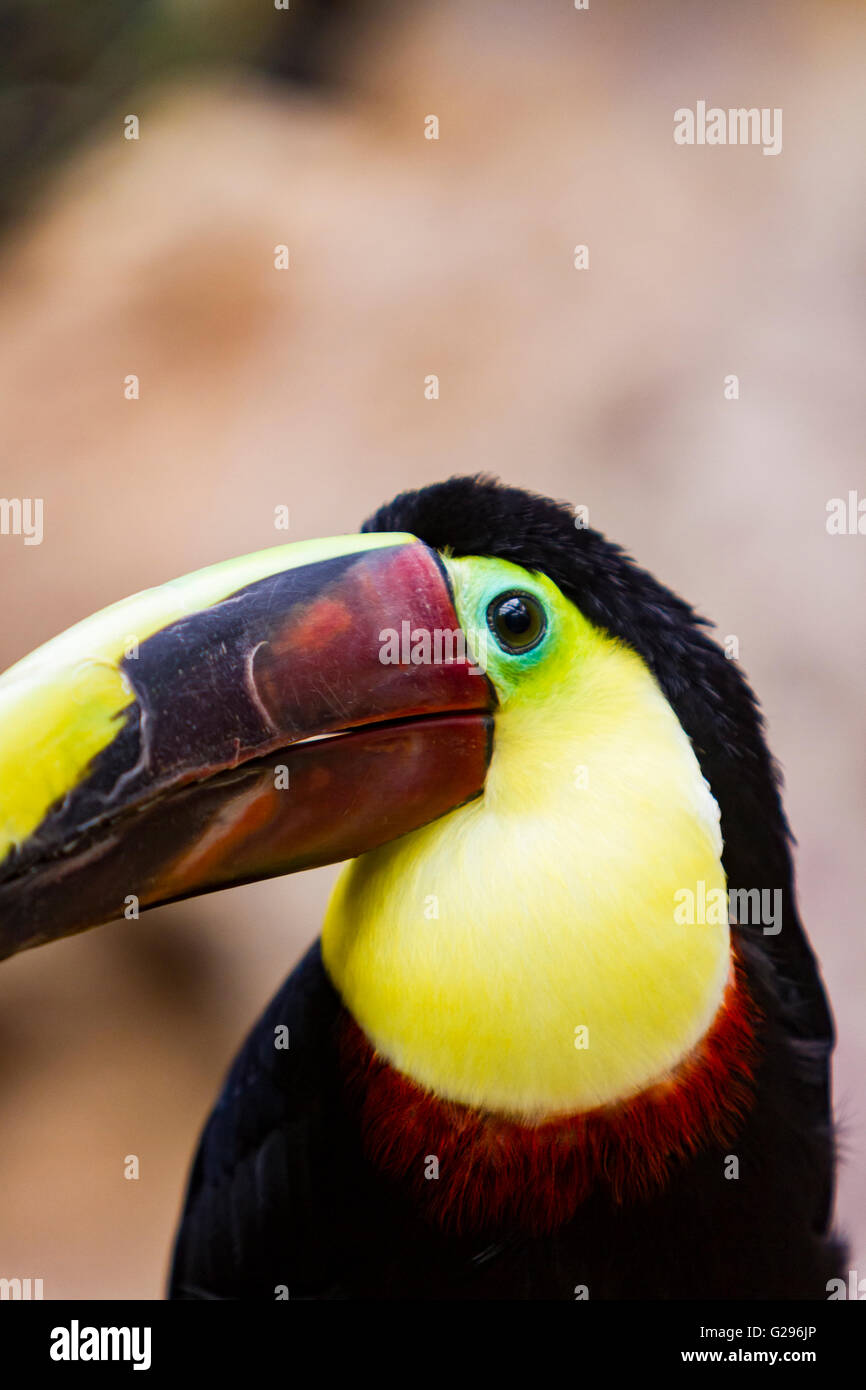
[[487, 591, 547, 654], [500, 597, 531, 633]]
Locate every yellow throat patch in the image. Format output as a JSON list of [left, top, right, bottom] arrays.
[[322, 553, 730, 1121]]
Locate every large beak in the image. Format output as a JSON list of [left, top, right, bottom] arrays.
[[0, 534, 493, 958]]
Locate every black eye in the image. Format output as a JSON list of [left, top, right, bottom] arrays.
[[486, 591, 547, 654]]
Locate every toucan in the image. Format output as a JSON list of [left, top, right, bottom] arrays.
[[0, 477, 843, 1299]]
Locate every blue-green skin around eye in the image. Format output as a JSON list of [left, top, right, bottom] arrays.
[[481, 586, 553, 670], [441, 555, 580, 702]]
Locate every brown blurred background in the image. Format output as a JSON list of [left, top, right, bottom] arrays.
[[0, 0, 863, 1297]]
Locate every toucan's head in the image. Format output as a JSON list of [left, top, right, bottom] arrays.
[[0, 477, 820, 1128]]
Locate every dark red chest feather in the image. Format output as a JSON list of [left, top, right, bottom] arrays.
[[338, 953, 759, 1235]]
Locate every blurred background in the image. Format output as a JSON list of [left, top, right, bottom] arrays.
[[0, 0, 863, 1297]]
